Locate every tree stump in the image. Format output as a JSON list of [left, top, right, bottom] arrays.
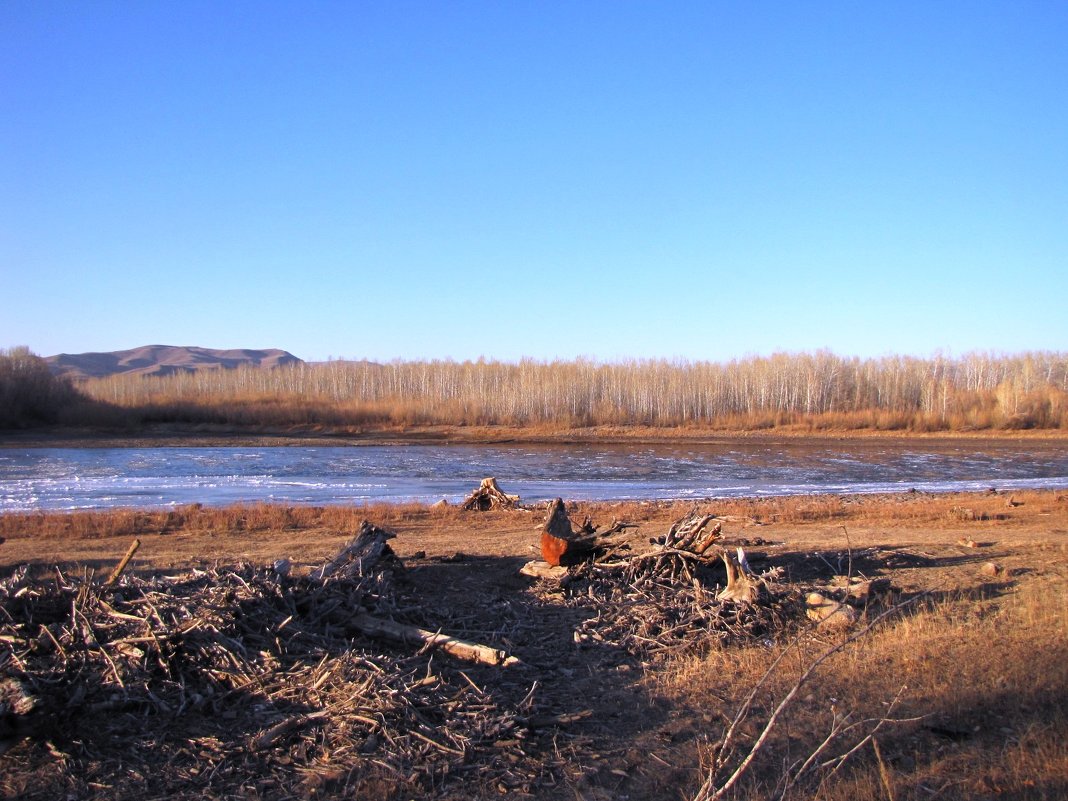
[[716, 548, 762, 603], [539, 499, 637, 566], [461, 477, 519, 511], [541, 499, 593, 566], [310, 520, 400, 582]]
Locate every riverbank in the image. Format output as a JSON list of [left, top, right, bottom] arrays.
[[4, 421, 1068, 448], [3, 489, 1065, 570], [1, 490, 1065, 800]]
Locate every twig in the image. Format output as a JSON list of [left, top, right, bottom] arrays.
[[694, 591, 931, 801]]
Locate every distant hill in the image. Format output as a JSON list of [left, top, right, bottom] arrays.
[[45, 345, 303, 380]]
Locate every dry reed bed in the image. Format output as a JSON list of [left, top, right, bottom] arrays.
[[0, 502, 461, 543]]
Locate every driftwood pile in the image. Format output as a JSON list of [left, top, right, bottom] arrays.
[[526, 503, 800, 659], [460, 478, 519, 511], [0, 523, 547, 800]]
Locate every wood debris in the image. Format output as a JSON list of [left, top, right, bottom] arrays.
[[527, 508, 798, 658], [460, 477, 519, 511], [0, 526, 542, 799]]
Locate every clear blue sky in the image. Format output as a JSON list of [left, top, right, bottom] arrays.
[[2, 1, 1066, 363]]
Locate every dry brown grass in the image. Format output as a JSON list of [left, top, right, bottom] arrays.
[[652, 577, 1068, 800], [5, 490, 1052, 548], [0, 500, 465, 542], [568, 489, 1067, 529]]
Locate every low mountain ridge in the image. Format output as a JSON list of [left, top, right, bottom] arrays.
[[46, 345, 303, 380]]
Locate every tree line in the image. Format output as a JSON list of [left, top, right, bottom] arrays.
[[0, 347, 81, 428], [69, 350, 1068, 431]]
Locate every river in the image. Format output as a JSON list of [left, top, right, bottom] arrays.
[[2, 441, 1067, 512]]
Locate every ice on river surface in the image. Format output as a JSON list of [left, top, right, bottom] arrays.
[[1, 443, 1067, 512]]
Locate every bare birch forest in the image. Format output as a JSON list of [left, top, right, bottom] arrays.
[[77, 351, 1068, 431]]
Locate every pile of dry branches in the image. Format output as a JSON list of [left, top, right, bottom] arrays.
[[529, 509, 803, 660], [0, 527, 549, 800], [460, 478, 519, 511]]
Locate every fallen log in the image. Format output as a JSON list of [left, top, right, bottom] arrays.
[[308, 520, 516, 667], [350, 612, 521, 667], [250, 710, 330, 751], [461, 477, 519, 511]]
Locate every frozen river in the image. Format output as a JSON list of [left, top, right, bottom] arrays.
[[2, 442, 1067, 512]]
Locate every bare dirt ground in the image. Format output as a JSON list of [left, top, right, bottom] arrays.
[[1, 490, 1066, 800], [3, 423, 1067, 449]]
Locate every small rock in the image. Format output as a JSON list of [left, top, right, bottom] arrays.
[[806, 592, 859, 630], [980, 562, 1003, 577], [821, 605, 859, 631]]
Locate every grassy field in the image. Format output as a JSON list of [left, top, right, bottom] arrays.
[[1, 490, 1066, 799]]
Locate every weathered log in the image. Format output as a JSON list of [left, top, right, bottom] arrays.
[[461, 477, 520, 511], [669, 513, 715, 550], [311, 521, 398, 582], [250, 710, 330, 751], [350, 612, 520, 667], [691, 521, 724, 555]]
